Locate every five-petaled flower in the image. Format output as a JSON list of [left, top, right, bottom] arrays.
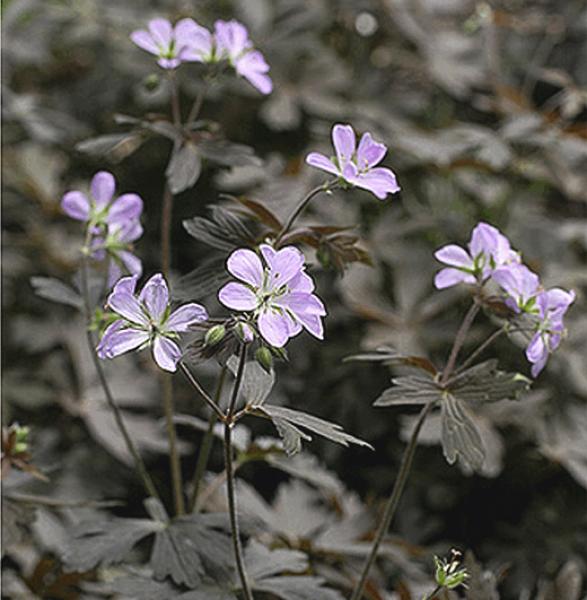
[[218, 245, 326, 348], [306, 123, 400, 199], [214, 20, 272, 94], [492, 263, 540, 313], [61, 171, 143, 229], [525, 287, 575, 377], [434, 222, 519, 290], [97, 274, 208, 372], [131, 18, 212, 69]]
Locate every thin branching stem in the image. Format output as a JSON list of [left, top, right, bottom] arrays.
[[188, 366, 228, 512], [79, 243, 160, 501], [351, 297, 482, 599], [455, 325, 507, 375], [168, 71, 181, 127], [186, 79, 209, 125], [223, 344, 253, 599], [440, 297, 481, 386], [274, 180, 337, 246], [179, 362, 226, 422], [350, 400, 435, 600], [423, 584, 443, 600]]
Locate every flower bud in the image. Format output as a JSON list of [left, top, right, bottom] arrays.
[[144, 73, 160, 91], [205, 324, 226, 347], [317, 244, 331, 269], [255, 347, 273, 373], [13, 424, 30, 454]]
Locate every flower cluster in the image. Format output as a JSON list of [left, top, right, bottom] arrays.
[[306, 124, 400, 199], [434, 222, 575, 377], [218, 245, 326, 348], [97, 274, 208, 372], [62, 171, 144, 287], [131, 18, 271, 94]]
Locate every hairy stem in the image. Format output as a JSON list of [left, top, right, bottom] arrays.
[[423, 585, 443, 600], [224, 344, 253, 599], [162, 374, 184, 515], [275, 180, 336, 245], [350, 401, 435, 600], [179, 362, 226, 422], [79, 248, 160, 501], [188, 366, 228, 512], [186, 80, 209, 125], [454, 324, 507, 376], [440, 297, 481, 386]]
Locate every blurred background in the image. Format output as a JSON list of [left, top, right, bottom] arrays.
[[2, 1, 587, 598]]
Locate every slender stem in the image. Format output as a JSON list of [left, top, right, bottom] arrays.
[[224, 344, 252, 599], [274, 181, 336, 246], [454, 325, 507, 376], [79, 248, 160, 501], [179, 362, 226, 422], [161, 185, 174, 279], [168, 71, 181, 127], [162, 374, 185, 515], [186, 80, 209, 125], [350, 401, 435, 600], [423, 585, 443, 600], [188, 366, 228, 512], [440, 298, 481, 386]]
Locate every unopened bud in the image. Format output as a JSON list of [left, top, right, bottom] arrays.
[[317, 244, 331, 269], [255, 347, 273, 372], [13, 424, 30, 454], [144, 73, 160, 91], [205, 324, 226, 347]]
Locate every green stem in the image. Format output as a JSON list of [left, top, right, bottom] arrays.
[[350, 401, 435, 600], [274, 180, 336, 246], [179, 362, 226, 422], [188, 366, 227, 512], [161, 185, 174, 279], [422, 585, 443, 600], [168, 71, 181, 127], [454, 324, 507, 376], [186, 79, 209, 125], [224, 344, 253, 599], [79, 242, 160, 501]]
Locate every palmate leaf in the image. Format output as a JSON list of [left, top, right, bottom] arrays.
[[254, 404, 373, 456], [345, 345, 438, 375], [62, 499, 232, 588], [447, 359, 531, 406], [373, 374, 443, 407], [199, 140, 262, 168], [226, 357, 275, 408], [174, 256, 230, 301], [441, 393, 485, 472], [183, 206, 254, 251], [30, 276, 82, 309]]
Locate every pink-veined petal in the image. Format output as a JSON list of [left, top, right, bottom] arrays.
[[91, 171, 116, 209], [258, 309, 290, 348], [218, 282, 258, 311], [166, 303, 208, 332], [130, 29, 159, 55], [296, 312, 324, 340], [152, 336, 182, 372], [108, 290, 149, 326], [353, 167, 400, 199], [235, 50, 272, 94], [356, 132, 387, 168], [61, 191, 90, 221], [266, 247, 305, 289], [305, 152, 339, 176], [332, 124, 356, 168], [227, 249, 264, 287], [107, 193, 143, 225], [288, 271, 315, 293], [119, 251, 143, 277], [139, 273, 169, 323], [97, 325, 149, 359], [275, 292, 326, 316], [434, 268, 477, 290], [148, 18, 173, 49], [112, 275, 138, 296], [434, 245, 473, 268]]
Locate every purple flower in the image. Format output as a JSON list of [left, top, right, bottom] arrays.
[[97, 274, 208, 372], [61, 171, 143, 228], [218, 245, 326, 348], [214, 20, 272, 94], [306, 124, 400, 199], [131, 18, 213, 69], [525, 287, 575, 377], [492, 263, 540, 313], [434, 222, 519, 290]]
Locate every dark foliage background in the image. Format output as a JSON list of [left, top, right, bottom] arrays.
[[2, 0, 587, 599]]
